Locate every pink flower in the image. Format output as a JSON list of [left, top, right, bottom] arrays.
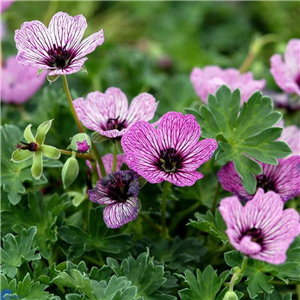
[[270, 39, 300, 96], [88, 170, 140, 229], [190, 66, 265, 104], [219, 189, 300, 265], [217, 156, 300, 202], [86, 153, 125, 179], [74, 87, 158, 138], [1, 0, 14, 13], [1, 56, 47, 104], [14, 12, 104, 75], [278, 125, 300, 157], [121, 112, 218, 187]]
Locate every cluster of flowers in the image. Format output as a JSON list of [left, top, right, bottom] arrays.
[[6, 10, 300, 265]]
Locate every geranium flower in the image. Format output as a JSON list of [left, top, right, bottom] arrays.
[[270, 39, 300, 96], [73, 87, 158, 138], [14, 12, 104, 75], [86, 153, 125, 179], [278, 125, 300, 156], [219, 188, 300, 264], [11, 120, 61, 180], [121, 112, 218, 187], [190, 66, 265, 104], [217, 156, 300, 202], [1, 56, 47, 105], [88, 170, 140, 229]]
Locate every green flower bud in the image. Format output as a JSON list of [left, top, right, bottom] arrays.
[[68, 133, 91, 153], [62, 154, 79, 189], [223, 291, 239, 300]]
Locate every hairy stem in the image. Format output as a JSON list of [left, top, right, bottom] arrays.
[[212, 182, 221, 212], [59, 149, 94, 161], [61, 75, 106, 178], [229, 256, 248, 292], [112, 140, 117, 172]]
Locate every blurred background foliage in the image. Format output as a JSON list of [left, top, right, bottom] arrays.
[[2, 0, 300, 236]]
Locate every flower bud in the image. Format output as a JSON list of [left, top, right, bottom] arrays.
[[223, 291, 239, 300], [62, 155, 79, 189], [68, 133, 91, 153]]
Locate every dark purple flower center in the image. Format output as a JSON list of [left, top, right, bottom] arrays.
[[243, 227, 264, 244], [100, 170, 140, 203], [256, 174, 276, 193], [47, 44, 75, 69], [157, 147, 182, 173], [295, 73, 300, 88], [16, 141, 38, 151], [105, 117, 127, 131]]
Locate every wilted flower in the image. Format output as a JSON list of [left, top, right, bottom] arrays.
[[88, 170, 140, 229], [86, 153, 125, 179], [219, 188, 300, 264], [190, 66, 265, 104], [121, 112, 218, 187], [11, 120, 61, 180], [1, 0, 14, 13], [74, 87, 158, 138], [68, 133, 91, 153], [1, 56, 47, 104], [270, 39, 300, 96], [218, 156, 300, 202], [14, 11, 104, 75]]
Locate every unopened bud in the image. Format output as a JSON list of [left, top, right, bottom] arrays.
[[223, 291, 239, 300], [62, 154, 79, 189], [68, 133, 91, 153]]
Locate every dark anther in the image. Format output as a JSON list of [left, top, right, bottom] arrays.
[[16, 141, 38, 152]]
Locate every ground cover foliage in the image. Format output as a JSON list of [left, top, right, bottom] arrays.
[[1, 2, 300, 300]]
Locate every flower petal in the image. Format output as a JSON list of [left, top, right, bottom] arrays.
[[157, 112, 201, 153], [31, 151, 43, 180], [15, 20, 54, 70], [35, 119, 53, 145], [11, 149, 34, 163], [75, 29, 104, 58], [41, 145, 61, 159], [48, 12, 87, 51], [24, 124, 35, 143], [103, 197, 139, 229], [126, 93, 158, 125]]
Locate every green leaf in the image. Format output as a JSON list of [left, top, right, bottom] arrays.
[[256, 290, 292, 300], [188, 209, 228, 243], [107, 250, 176, 300], [245, 271, 274, 299], [58, 207, 132, 259], [192, 85, 291, 194], [178, 265, 229, 300], [1, 227, 40, 278], [47, 74, 60, 83]]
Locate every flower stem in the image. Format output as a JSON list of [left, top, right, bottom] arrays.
[[62, 75, 85, 133], [229, 256, 248, 292], [140, 213, 162, 233], [61, 75, 106, 178], [112, 141, 117, 172], [59, 149, 94, 161], [161, 181, 171, 238], [212, 182, 221, 212]]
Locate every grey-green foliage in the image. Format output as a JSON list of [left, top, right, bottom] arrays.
[[185, 85, 291, 194], [1, 227, 40, 278]]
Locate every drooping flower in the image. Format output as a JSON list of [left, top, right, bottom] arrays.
[[190, 66, 265, 104], [219, 188, 300, 264], [14, 11, 104, 75], [217, 156, 300, 202], [88, 170, 140, 229], [270, 39, 300, 96], [121, 112, 218, 187], [1, 56, 47, 105], [86, 153, 125, 179], [1, 0, 14, 13], [73, 87, 158, 138], [11, 120, 61, 180]]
